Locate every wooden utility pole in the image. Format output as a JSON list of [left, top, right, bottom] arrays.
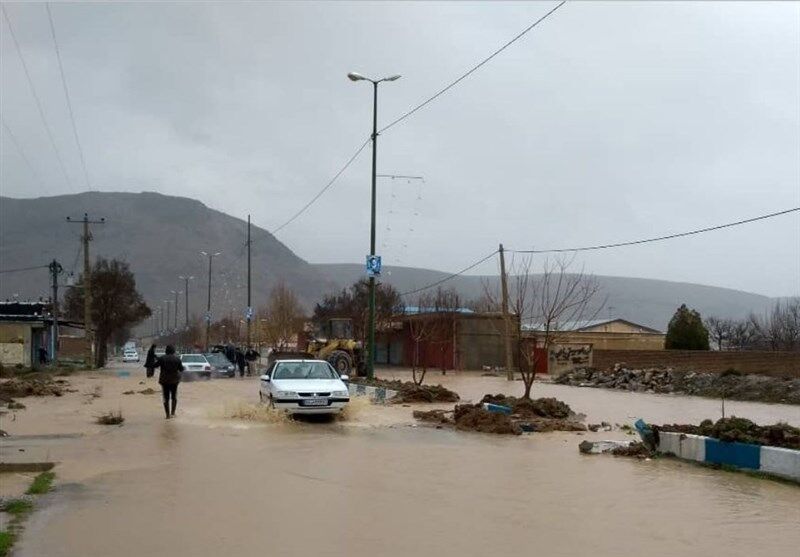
[[67, 213, 104, 367], [48, 259, 63, 362], [179, 275, 194, 328], [499, 244, 515, 381]]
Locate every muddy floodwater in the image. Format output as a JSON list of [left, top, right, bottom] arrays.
[[5, 366, 800, 557]]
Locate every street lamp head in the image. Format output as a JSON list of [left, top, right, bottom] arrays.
[[347, 72, 367, 82], [383, 75, 402, 82]]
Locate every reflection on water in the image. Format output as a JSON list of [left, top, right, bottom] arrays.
[[15, 374, 800, 557]]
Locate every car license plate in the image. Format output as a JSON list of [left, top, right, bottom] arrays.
[[302, 398, 328, 406]]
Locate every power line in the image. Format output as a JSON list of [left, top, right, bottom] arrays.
[[46, 3, 91, 190], [272, 3, 565, 234], [271, 137, 370, 234], [508, 208, 800, 254], [379, 1, 567, 134], [1, 117, 46, 189], [0, 264, 49, 274], [1, 4, 74, 190], [399, 249, 499, 297]]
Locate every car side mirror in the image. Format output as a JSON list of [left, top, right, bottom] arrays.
[[260, 374, 270, 382], [340, 374, 349, 382]]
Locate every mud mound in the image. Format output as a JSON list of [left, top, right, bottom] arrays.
[[352, 378, 459, 403], [0, 377, 65, 400], [658, 417, 800, 450], [454, 404, 521, 435], [611, 442, 653, 458], [413, 409, 453, 425], [480, 394, 573, 419]]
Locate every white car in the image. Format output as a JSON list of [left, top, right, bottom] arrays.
[[259, 359, 350, 415], [179, 353, 212, 380], [122, 349, 139, 363]]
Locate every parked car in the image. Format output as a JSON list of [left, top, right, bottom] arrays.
[[179, 353, 212, 380], [122, 349, 140, 363], [259, 359, 350, 415], [204, 352, 236, 378]]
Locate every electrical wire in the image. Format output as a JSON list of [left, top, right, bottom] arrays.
[[271, 137, 370, 234], [1, 117, 46, 189], [379, 1, 567, 134], [272, 3, 565, 234], [399, 249, 499, 297], [0, 264, 49, 274], [2, 5, 74, 190], [508, 208, 800, 254], [45, 3, 91, 190]]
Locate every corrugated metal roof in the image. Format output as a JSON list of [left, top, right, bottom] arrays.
[[403, 306, 475, 315], [521, 317, 662, 334]]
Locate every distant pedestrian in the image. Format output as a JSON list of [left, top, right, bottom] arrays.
[[38, 346, 48, 365], [235, 347, 246, 378], [155, 345, 184, 419], [244, 347, 260, 376], [144, 345, 157, 378]]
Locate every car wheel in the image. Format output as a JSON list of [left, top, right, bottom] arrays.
[[328, 350, 353, 375]]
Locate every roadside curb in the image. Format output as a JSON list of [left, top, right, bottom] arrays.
[[657, 431, 800, 482], [348, 384, 398, 403]]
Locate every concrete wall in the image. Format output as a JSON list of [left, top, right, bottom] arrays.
[[550, 331, 665, 351], [457, 316, 509, 370], [548, 344, 592, 374], [594, 350, 800, 378], [657, 431, 800, 482], [0, 323, 32, 366]]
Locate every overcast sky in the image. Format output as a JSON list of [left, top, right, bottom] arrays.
[[1, 1, 798, 297]]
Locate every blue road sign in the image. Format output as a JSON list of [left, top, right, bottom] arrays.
[[366, 255, 382, 277]]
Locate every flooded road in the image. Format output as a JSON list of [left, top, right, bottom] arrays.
[[8, 367, 800, 557]]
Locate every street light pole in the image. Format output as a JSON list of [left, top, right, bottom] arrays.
[[171, 290, 181, 330], [348, 71, 400, 379], [179, 275, 194, 328], [201, 251, 221, 351]]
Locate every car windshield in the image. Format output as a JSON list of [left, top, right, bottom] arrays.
[[272, 362, 337, 380], [204, 353, 227, 365], [181, 355, 206, 363]]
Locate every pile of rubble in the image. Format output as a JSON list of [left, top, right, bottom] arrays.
[[351, 377, 460, 403], [554, 365, 800, 404], [658, 417, 800, 450], [0, 375, 67, 401], [413, 394, 587, 435]]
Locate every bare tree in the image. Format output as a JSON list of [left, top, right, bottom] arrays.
[[705, 316, 733, 351], [749, 299, 800, 352], [728, 319, 758, 351], [408, 293, 435, 385], [261, 282, 305, 351], [484, 255, 602, 399]]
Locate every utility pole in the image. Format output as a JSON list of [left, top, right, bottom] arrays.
[[246, 214, 252, 349], [499, 244, 515, 381], [201, 251, 221, 351], [179, 276, 194, 327], [164, 300, 171, 334], [171, 290, 181, 330], [48, 259, 63, 362], [66, 213, 104, 367]]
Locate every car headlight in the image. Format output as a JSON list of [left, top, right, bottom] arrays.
[[332, 390, 349, 397], [275, 391, 297, 397]]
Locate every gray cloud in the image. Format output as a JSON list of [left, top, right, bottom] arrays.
[[2, 1, 798, 296]]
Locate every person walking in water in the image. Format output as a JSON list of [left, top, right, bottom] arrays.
[[155, 345, 183, 419], [144, 344, 157, 378]]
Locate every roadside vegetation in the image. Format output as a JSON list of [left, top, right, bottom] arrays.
[[26, 472, 55, 495], [0, 472, 56, 557], [96, 410, 125, 425]]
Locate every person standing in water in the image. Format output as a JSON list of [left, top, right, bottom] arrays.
[[155, 345, 183, 419], [144, 344, 157, 378]]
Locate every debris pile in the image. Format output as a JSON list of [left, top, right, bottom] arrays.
[[0, 376, 66, 400], [657, 417, 800, 450], [555, 366, 800, 404], [413, 394, 586, 434], [351, 378, 460, 403]]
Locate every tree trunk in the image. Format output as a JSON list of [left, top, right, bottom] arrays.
[[96, 333, 108, 368], [523, 373, 534, 399]]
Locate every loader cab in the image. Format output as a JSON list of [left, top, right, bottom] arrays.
[[317, 318, 354, 341]]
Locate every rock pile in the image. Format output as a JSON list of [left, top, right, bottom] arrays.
[[554, 366, 800, 405]]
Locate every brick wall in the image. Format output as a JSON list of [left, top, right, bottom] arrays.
[[593, 349, 800, 378]]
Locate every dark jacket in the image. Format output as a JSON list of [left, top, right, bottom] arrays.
[[144, 346, 158, 369], [156, 354, 184, 385]]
